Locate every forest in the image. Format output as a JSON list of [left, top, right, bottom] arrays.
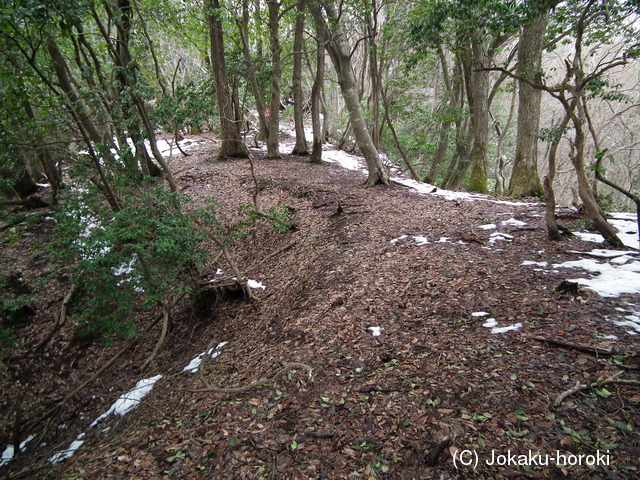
[[1, 0, 640, 478]]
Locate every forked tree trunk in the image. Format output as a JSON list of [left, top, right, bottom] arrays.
[[569, 108, 622, 246], [206, 0, 249, 160]]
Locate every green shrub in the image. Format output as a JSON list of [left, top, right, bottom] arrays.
[[51, 186, 212, 342]]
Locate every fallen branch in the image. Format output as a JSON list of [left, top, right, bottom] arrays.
[[248, 240, 297, 271], [532, 336, 617, 357], [34, 283, 77, 350], [24, 294, 185, 433], [554, 371, 626, 408], [188, 362, 313, 394], [304, 431, 335, 439]]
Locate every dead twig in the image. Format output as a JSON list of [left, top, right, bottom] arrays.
[[554, 371, 626, 408], [532, 336, 617, 357], [248, 240, 297, 271]]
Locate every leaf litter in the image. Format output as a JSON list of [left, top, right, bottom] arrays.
[[1, 134, 639, 479]]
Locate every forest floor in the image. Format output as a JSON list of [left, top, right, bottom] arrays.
[[1, 134, 640, 480]]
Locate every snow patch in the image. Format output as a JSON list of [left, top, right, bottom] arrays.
[[368, 326, 383, 337], [0, 435, 34, 468], [521, 261, 548, 267], [482, 318, 498, 328], [390, 235, 408, 244], [553, 258, 640, 297], [413, 235, 429, 246], [89, 375, 163, 428], [247, 279, 266, 290], [49, 434, 85, 465], [488, 232, 514, 244], [183, 342, 228, 373], [491, 323, 523, 334], [501, 218, 527, 227]]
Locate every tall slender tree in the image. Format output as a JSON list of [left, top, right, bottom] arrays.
[[309, 0, 389, 186], [205, 0, 250, 159]]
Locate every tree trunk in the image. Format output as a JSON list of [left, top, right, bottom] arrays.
[[426, 50, 459, 185], [467, 35, 490, 193], [206, 0, 249, 159], [367, 0, 381, 150], [113, 0, 177, 191], [569, 106, 622, 246], [238, 0, 269, 141], [308, 0, 388, 186], [543, 113, 569, 240], [266, 0, 282, 158], [493, 82, 517, 194], [509, 12, 547, 198], [309, 3, 326, 165], [291, 2, 309, 155]]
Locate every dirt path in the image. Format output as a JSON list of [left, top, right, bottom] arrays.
[[2, 137, 639, 479]]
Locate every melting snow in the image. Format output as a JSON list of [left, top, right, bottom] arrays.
[[521, 261, 548, 267], [478, 224, 497, 230], [183, 342, 228, 373], [390, 235, 408, 244], [368, 326, 383, 337], [501, 218, 527, 227], [553, 258, 640, 297], [49, 434, 86, 465], [491, 323, 523, 334], [0, 435, 34, 468], [488, 232, 513, 244], [247, 279, 266, 290], [89, 375, 163, 428], [476, 315, 522, 334], [482, 318, 498, 328], [413, 235, 429, 245]]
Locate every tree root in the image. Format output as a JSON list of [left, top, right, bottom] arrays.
[[554, 371, 637, 408], [24, 295, 184, 434], [34, 283, 77, 351], [189, 362, 313, 394], [140, 304, 170, 371]]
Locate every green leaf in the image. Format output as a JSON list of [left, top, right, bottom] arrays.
[[607, 418, 633, 432]]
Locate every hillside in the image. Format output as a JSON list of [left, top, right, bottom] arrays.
[[1, 137, 640, 480]]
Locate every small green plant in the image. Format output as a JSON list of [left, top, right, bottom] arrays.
[[237, 202, 297, 233]]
